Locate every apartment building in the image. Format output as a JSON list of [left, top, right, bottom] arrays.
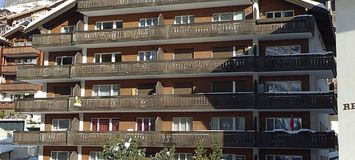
[[12, 0, 337, 160]]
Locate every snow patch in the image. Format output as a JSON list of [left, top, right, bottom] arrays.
[[302, 0, 327, 10]]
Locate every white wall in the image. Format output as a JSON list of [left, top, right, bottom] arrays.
[[336, 1, 355, 159]]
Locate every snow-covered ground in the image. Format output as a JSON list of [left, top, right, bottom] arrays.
[[5, 0, 56, 13]]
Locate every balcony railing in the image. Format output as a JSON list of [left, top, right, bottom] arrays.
[[0, 102, 15, 110], [32, 33, 72, 47], [0, 83, 41, 92], [255, 92, 336, 110], [16, 97, 69, 112], [2, 64, 37, 74], [15, 92, 335, 112], [69, 94, 254, 112], [2, 46, 40, 56], [73, 20, 255, 44], [13, 131, 67, 145], [17, 65, 71, 80], [13, 131, 337, 149], [77, 0, 232, 10], [257, 53, 335, 71], [70, 57, 255, 78]]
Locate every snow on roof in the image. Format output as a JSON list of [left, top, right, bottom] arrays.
[[24, 0, 76, 33], [7, 5, 48, 20], [302, 0, 327, 10], [5, 0, 55, 14], [0, 145, 15, 154]]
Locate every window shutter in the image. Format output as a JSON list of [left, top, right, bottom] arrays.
[[212, 46, 233, 58], [174, 48, 194, 60], [174, 82, 193, 94]]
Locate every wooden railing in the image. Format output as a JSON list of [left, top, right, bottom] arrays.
[[13, 131, 337, 149], [13, 131, 67, 145], [0, 83, 41, 92], [32, 33, 72, 47], [70, 57, 255, 78], [2, 46, 40, 56], [0, 102, 15, 110], [69, 94, 254, 112], [15, 92, 335, 112], [73, 20, 255, 44], [17, 65, 71, 80], [2, 64, 37, 74], [77, 0, 230, 10], [257, 53, 335, 71], [255, 92, 336, 110], [16, 97, 69, 112]]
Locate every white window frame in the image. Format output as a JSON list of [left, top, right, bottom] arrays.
[[92, 84, 120, 97], [221, 154, 246, 160], [211, 117, 245, 131], [55, 56, 74, 65], [139, 18, 159, 27], [52, 119, 70, 131], [265, 81, 302, 93], [95, 20, 123, 30], [93, 52, 122, 63], [266, 155, 303, 160], [136, 117, 155, 131], [266, 10, 294, 19], [266, 117, 303, 131], [90, 118, 119, 131], [61, 25, 75, 33], [50, 151, 69, 160], [175, 153, 193, 160], [137, 51, 157, 61], [172, 117, 193, 131], [212, 12, 245, 22], [174, 15, 195, 24], [265, 45, 301, 56], [89, 152, 103, 160]]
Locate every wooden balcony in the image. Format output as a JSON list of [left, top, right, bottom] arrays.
[[32, 33, 72, 47], [70, 57, 255, 78], [2, 46, 40, 57], [73, 20, 255, 45], [16, 97, 69, 112], [255, 92, 336, 110], [0, 102, 15, 110], [31, 17, 314, 48], [15, 92, 335, 112], [77, 0, 240, 10], [13, 131, 67, 145], [0, 83, 41, 92], [2, 64, 37, 75], [17, 65, 71, 80], [13, 131, 337, 149], [257, 53, 335, 72]]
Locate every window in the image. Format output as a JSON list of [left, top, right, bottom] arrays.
[[91, 118, 119, 131], [175, 15, 194, 24], [266, 118, 302, 131], [266, 45, 301, 56], [265, 81, 302, 92], [92, 84, 120, 96], [175, 153, 193, 160], [94, 53, 122, 63], [55, 56, 73, 65], [266, 10, 294, 19], [212, 81, 234, 93], [172, 117, 192, 131], [139, 18, 158, 27], [221, 154, 245, 160], [96, 21, 123, 30], [51, 151, 69, 160], [136, 117, 155, 131], [213, 12, 244, 22], [211, 117, 245, 131], [13, 57, 37, 64], [61, 26, 75, 33], [266, 155, 302, 160], [52, 119, 70, 131], [90, 152, 103, 160], [138, 51, 157, 61]]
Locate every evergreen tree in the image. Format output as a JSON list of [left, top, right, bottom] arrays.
[[209, 136, 222, 160], [193, 137, 208, 160], [154, 146, 176, 160]]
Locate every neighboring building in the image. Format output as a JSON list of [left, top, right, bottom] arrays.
[[12, 0, 337, 160], [336, 0, 355, 160]]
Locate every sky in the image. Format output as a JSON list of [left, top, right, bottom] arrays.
[[0, 0, 4, 8]]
